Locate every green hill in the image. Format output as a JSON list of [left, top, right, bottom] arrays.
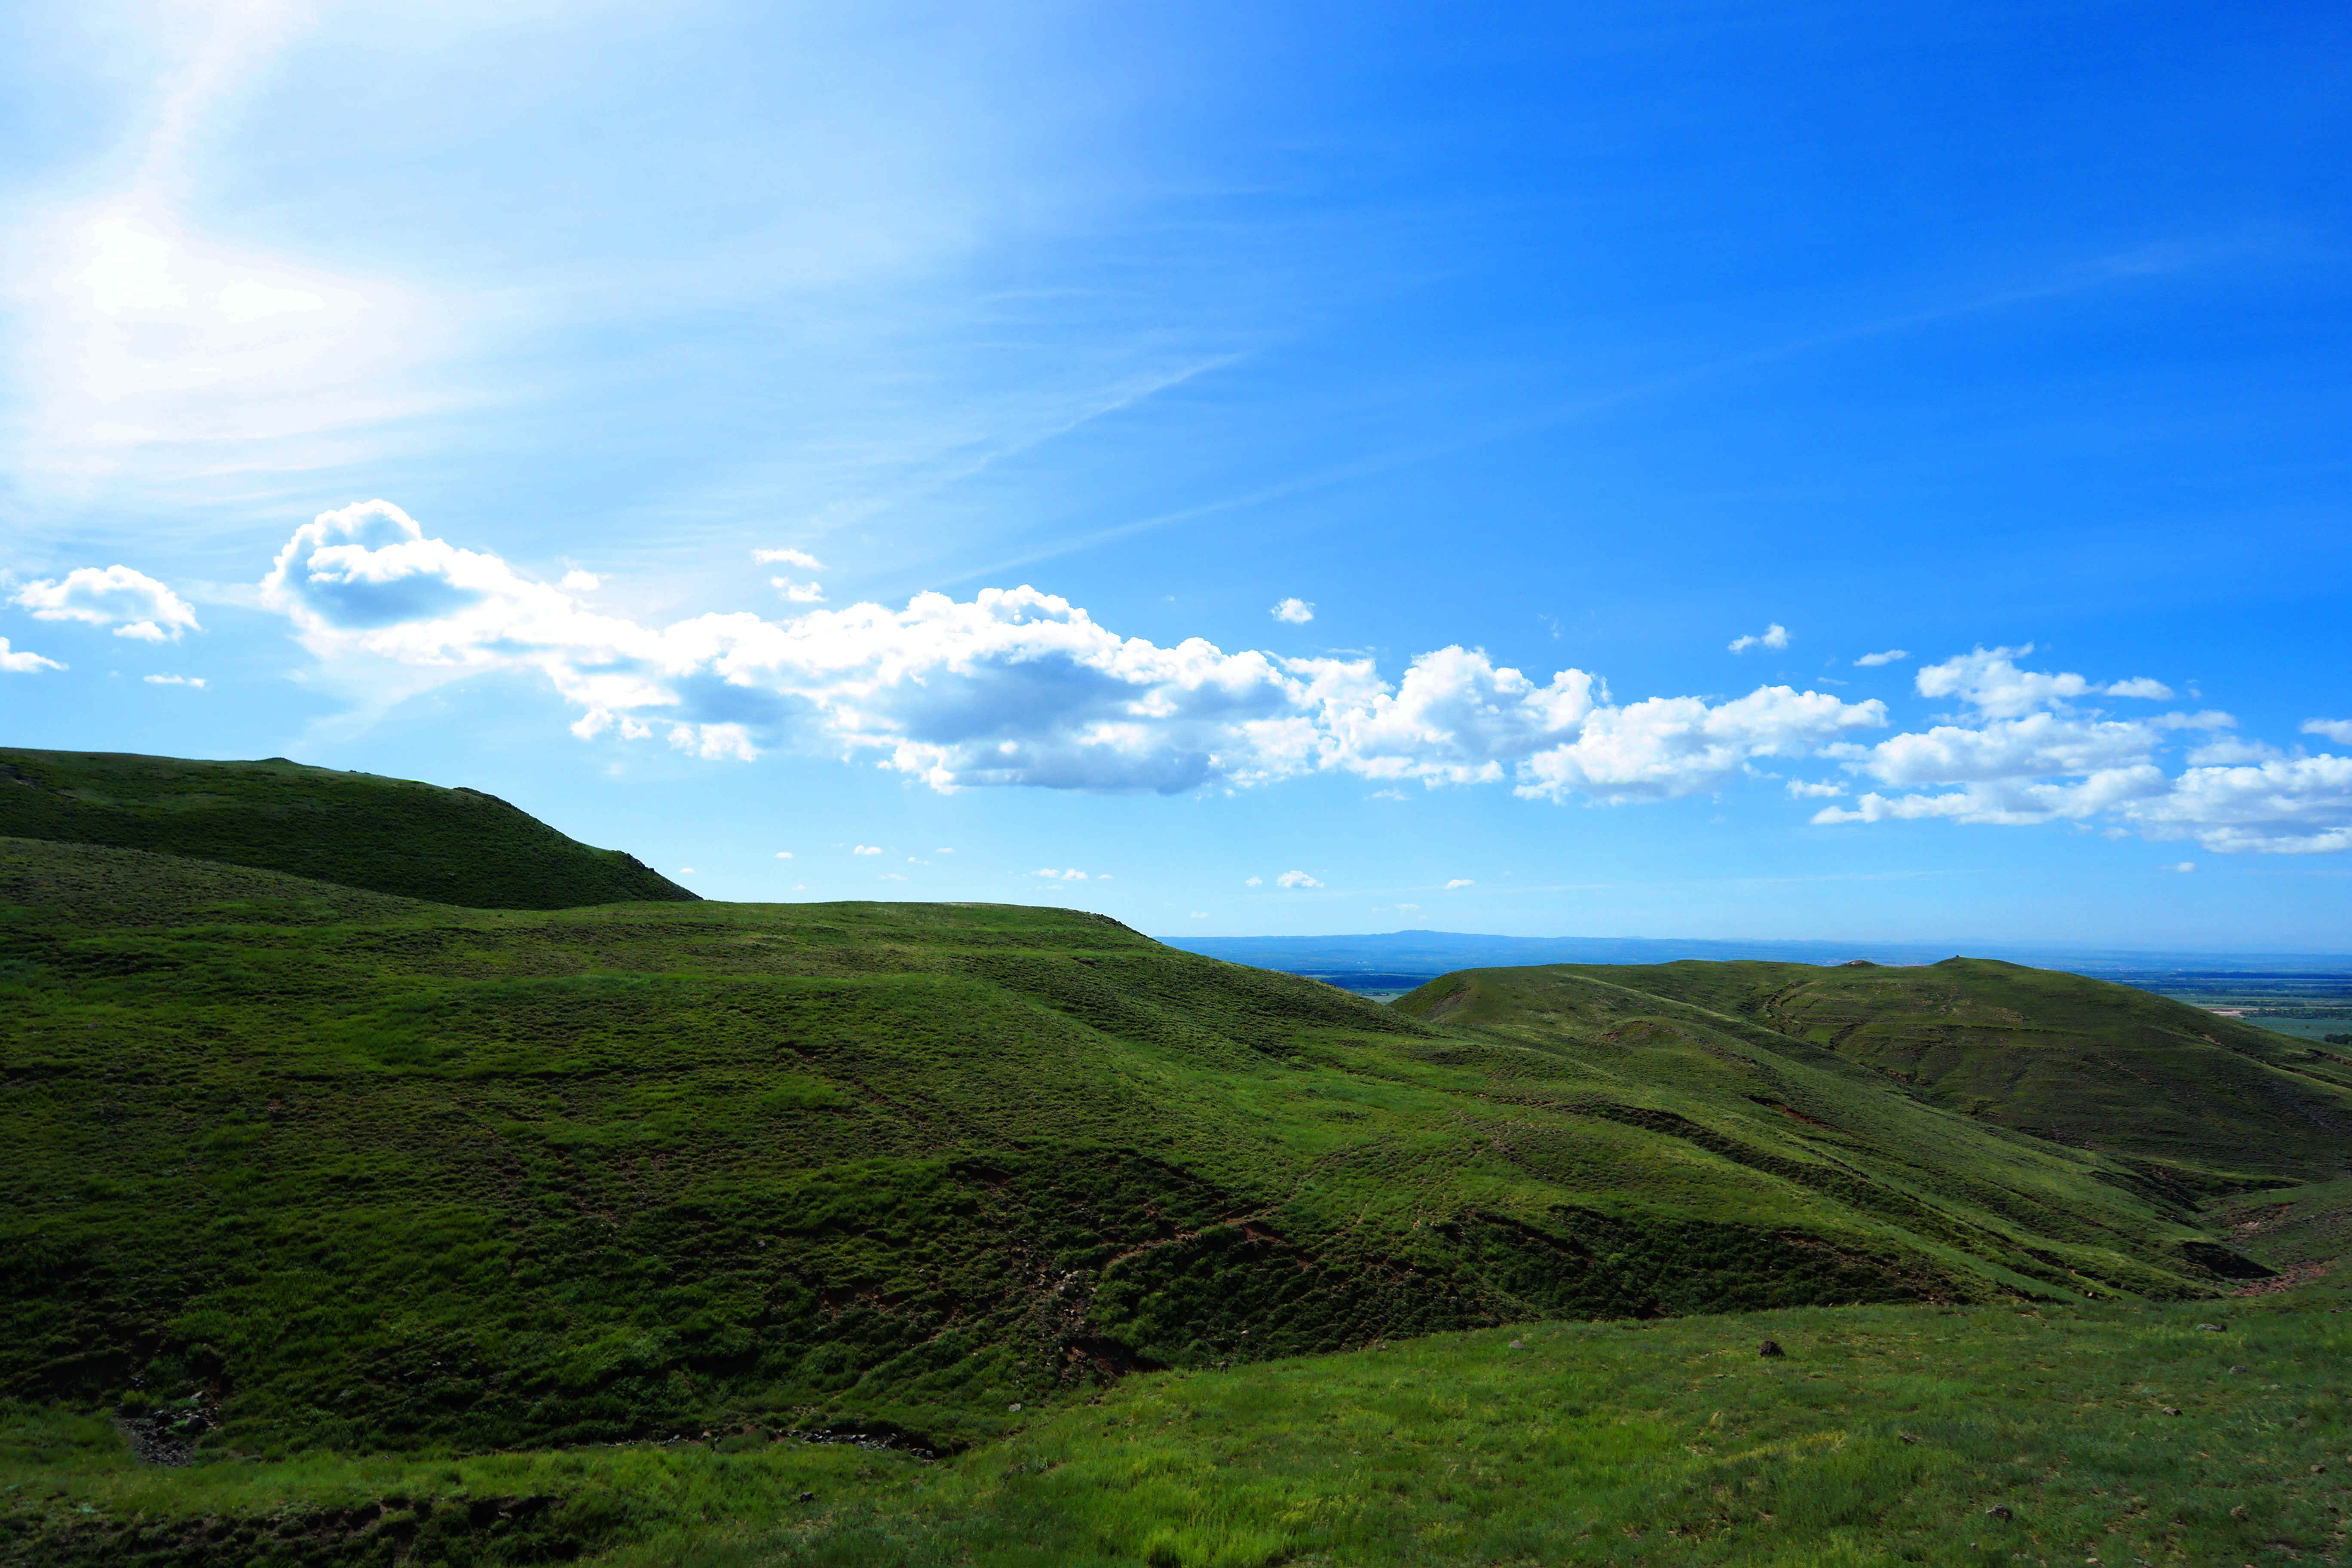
[[0, 835, 2279, 1467], [0, 748, 694, 910], [1409, 959, 2352, 1191]]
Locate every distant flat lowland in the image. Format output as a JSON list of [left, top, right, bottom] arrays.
[[1164, 929, 2352, 990]]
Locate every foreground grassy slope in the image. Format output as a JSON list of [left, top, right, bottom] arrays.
[[0, 748, 694, 909], [9, 1275, 2345, 1567], [1397, 959, 2352, 1191], [0, 839, 2246, 1462]]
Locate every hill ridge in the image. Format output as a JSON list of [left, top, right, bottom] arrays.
[[0, 746, 693, 910]]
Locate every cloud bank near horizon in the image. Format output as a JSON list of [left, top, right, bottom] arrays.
[[207, 499, 2349, 855], [257, 501, 1889, 802]]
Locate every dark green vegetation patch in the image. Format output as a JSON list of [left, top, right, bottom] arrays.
[[0, 748, 694, 910]]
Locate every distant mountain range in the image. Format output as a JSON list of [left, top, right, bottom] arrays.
[[1163, 928, 2352, 992]]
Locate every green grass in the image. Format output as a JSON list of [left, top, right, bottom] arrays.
[[2, 836, 2267, 1464], [0, 748, 694, 909], [1397, 959, 2352, 1189], [11, 1274, 2347, 1566], [9, 753, 2352, 1567]]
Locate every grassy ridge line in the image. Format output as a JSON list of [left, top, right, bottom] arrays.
[[1503, 958, 2352, 1188], [0, 748, 694, 910], [1384, 965, 2240, 1295], [9, 1277, 2346, 1567], [2, 839, 2243, 1459]]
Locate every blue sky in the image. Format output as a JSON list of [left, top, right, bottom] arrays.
[[3, 0, 2348, 949]]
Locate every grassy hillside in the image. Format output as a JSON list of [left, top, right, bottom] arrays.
[[0, 748, 694, 909], [1407, 959, 2352, 1190], [9, 1275, 2344, 1567], [0, 837, 2259, 1466]]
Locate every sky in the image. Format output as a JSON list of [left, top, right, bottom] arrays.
[[2, 0, 2348, 950]]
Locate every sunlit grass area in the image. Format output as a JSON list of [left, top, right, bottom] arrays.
[[10, 1274, 2345, 1565]]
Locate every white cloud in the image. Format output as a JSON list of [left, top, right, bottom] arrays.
[[1243, 876, 1263, 887], [772, 577, 827, 604], [1855, 712, 2180, 786], [1034, 867, 1087, 880], [1728, 623, 1789, 654], [754, 548, 825, 570], [1516, 686, 1888, 804], [1272, 597, 1314, 624], [1854, 649, 1910, 667], [2304, 719, 2352, 746], [257, 501, 1889, 806], [1188, 911, 1209, 918], [143, 673, 206, 687], [2164, 862, 2196, 873], [1787, 778, 1845, 797], [852, 845, 882, 855], [1394, 902, 1419, 912], [668, 722, 757, 761], [0, 638, 66, 673], [1443, 878, 1473, 889], [13, 565, 199, 641], [882, 872, 907, 881], [560, 570, 601, 593], [1813, 767, 2171, 830], [2117, 754, 2352, 855], [1275, 870, 1321, 888], [1804, 644, 2352, 852], [678, 867, 697, 874], [242, 505, 2352, 856], [775, 851, 793, 859], [2186, 737, 2281, 766], [1816, 746, 2352, 856], [1914, 645, 2171, 718], [935, 847, 954, 854]]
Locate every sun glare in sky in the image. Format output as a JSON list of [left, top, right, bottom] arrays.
[[2, 1, 2346, 948]]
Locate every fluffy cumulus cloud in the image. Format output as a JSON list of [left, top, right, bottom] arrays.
[[755, 549, 825, 604], [0, 637, 65, 673], [1912, 645, 2171, 719], [1272, 597, 1314, 624], [1728, 622, 1789, 654], [1805, 646, 2350, 853], [242, 504, 2352, 855], [2306, 719, 2352, 746], [1275, 870, 1321, 888], [256, 501, 1890, 805], [13, 565, 199, 641], [1853, 649, 1909, 667]]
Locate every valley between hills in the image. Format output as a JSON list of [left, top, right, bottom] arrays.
[[3, 748, 2348, 1567]]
